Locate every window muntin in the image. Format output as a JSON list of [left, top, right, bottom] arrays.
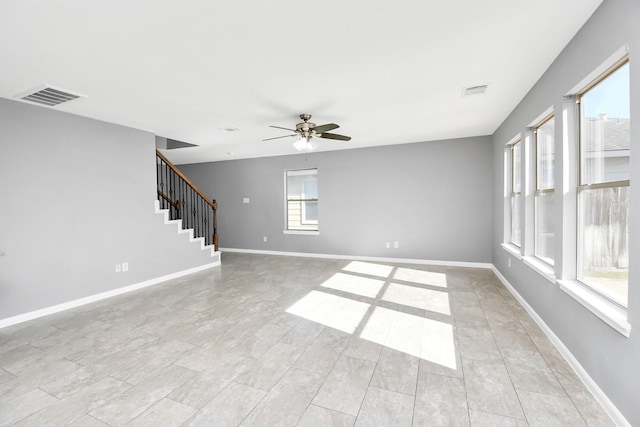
[[510, 140, 522, 247], [534, 116, 555, 264], [286, 169, 318, 231], [577, 60, 630, 306]]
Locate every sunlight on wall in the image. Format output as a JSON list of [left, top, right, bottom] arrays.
[[286, 261, 458, 370]]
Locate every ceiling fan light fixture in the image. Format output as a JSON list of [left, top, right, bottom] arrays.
[[293, 136, 317, 152]]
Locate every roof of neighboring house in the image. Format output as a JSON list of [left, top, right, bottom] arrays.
[[584, 116, 630, 152]]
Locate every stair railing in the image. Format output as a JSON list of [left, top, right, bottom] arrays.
[[156, 150, 218, 251]]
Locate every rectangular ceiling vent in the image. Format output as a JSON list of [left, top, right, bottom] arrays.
[[462, 84, 489, 97], [17, 85, 86, 107]]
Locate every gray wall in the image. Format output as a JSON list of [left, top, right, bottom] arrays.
[[180, 136, 493, 263], [0, 98, 216, 320], [491, 0, 639, 424]]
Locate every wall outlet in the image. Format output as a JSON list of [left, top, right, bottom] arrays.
[[122, 262, 129, 272], [394, 241, 399, 249], [385, 242, 390, 249], [263, 236, 268, 242], [115, 264, 121, 272], [243, 197, 250, 204]]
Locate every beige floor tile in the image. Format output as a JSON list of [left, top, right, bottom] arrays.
[[554, 371, 615, 427], [0, 388, 59, 425], [457, 326, 502, 362], [370, 347, 419, 396], [313, 355, 376, 416], [16, 377, 131, 426], [297, 405, 356, 427], [413, 372, 469, 426], [242, 368, 324, 427], [517, 389, 586, 427], [501, 347, 566, 397], [108, 339, 195, 385], [69, 415, 111, 426], [343, 336, 383, 362], [128, 398, 197, 427], [462, 358, 525, 420], [231, 322, 293, 359], [89, 364, 197, 426], [279, 319, 325, 348], [0, 254, 616, 426], [354, 386, 414, 427], [469, 409, 528, 426], [169, 352, 255, 408], [234, 342, 305, 391], [185, 382, 266, 427], [293, 327, 350, 375]]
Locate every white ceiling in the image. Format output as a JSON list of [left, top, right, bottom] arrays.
[[0, 0, 602, 164]]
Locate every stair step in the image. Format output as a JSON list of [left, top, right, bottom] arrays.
[[154, 200, 218, 257]]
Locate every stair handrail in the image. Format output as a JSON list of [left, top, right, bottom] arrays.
[[156, 150, 218, 251]]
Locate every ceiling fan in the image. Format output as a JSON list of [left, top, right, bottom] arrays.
[[263, 114, 351, 152]]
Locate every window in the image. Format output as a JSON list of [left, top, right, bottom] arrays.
[[510, 140, 522, 247], [534, 115, 555, 264], [286, 169, 318, 232], [577, 59, 630, 306]]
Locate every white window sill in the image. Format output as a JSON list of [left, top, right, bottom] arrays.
[[522, 256, 556, 284], [283, 230, 319, 236], [501, 243, 522, 260], [557, 279, 630, 337]]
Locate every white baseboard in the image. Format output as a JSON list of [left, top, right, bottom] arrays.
[[491, 266, 630, 427], [219, 247, 492, 269], [0, 261, 220, 330]]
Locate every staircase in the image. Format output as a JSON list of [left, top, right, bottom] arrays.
[[156, 150, 219, 252]]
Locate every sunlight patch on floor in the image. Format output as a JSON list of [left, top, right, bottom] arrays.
[[321, 272, 385, 299], [393, 267, 448, 288], [286, 261, 457, 369], [382, 283, 451, 315], [422, 319, 456, 369], [342, 261, 394, 278], [286, 290, 370, 334], [359, 306, 456, 368]]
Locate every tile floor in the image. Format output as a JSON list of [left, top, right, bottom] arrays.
[[0, 253, 615, 426]]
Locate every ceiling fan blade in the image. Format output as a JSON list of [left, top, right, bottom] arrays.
[[262, 134, 297, 141], [319, 132, 351, 141], [269, 125, 296, 132], [314, 123, 339, 134]]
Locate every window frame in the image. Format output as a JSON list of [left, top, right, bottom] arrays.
[[575, 57, 630, 308], [284, 168, 319, 234], [533, 113, 555, 266], [510, 139, 523, 247]]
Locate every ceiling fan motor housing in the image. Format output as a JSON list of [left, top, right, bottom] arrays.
[[296, 121, 315, 132]]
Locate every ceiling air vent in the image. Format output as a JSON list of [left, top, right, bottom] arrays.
[[17, 85, 85, 107], [462, 84, 489, 97]]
